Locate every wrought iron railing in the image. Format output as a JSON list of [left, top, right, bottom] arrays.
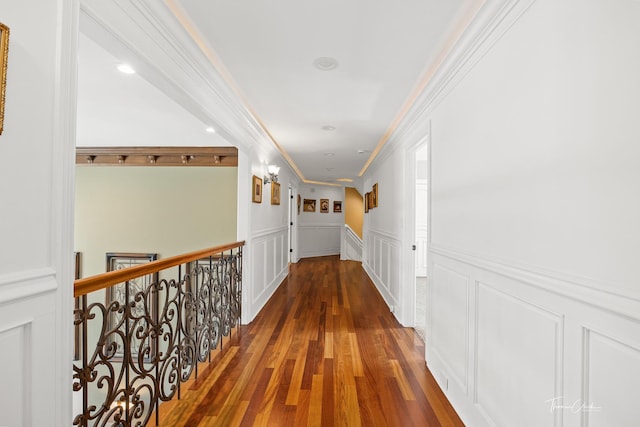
[[73, 242, 244, 427]]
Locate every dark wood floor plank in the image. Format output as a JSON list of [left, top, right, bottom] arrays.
[[157, 256, 464, 427]]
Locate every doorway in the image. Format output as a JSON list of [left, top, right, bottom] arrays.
[[414, 143, 429, 341]]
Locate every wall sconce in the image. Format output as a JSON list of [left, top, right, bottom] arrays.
[[264, 164, 280, 184]]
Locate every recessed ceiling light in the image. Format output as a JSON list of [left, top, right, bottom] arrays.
[[313, 57, 339, 71], [324, 152, 335, 157], [205, 127, 215, 133], [321, 125, 336, 131], [357, 149, 366, 154], [117, 63, 136, 74]]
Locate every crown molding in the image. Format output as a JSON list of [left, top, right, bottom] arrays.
[[366, 0, 537, 175]]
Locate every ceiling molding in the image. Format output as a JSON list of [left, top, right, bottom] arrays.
[[76, 146, 238, 167], [362, 0, 537, 177]]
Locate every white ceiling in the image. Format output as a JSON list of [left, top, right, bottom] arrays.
[[78, 0, 481, 183]]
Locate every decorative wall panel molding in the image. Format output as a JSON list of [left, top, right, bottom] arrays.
[[431, 244, 640, 322], [427, 247, 640, 427], [249, 228, 289, 319], [363, 229, 402, 315]]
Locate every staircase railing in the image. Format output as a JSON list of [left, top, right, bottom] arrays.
[[72, 241, 244, 427], [340, 224, 363, 261]]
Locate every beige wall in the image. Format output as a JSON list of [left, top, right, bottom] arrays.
[[345, 187, 363, 238], [75, 166, 237, 278]]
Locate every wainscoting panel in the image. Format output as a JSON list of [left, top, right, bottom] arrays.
[[427, 245, 640, 427], [583, 329, 640, 427], [249, 227, 289, 319], [299, 225, 341, 258], [363, 230, 402, 314], [430, 264, 469, 394], [0, 275, 58, 427], [0, 322, 28, 427], [475, 282, 561, 427]]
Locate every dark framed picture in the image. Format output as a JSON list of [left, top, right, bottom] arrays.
[[252, 175, 262, 203], [372, 183, 378, 208], [105, 252, 159, 360], [333, 201, 342, 213], [303, 198, 316, 212], [365, 192, 370, 213], [320, 198, 329, 213], [271, 181, 281, 205], [0, 22, 9, 135], [297, 194, 301, 215]]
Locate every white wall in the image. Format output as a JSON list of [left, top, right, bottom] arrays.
[[363, 0, 640, 425], [0, 1, 77, 425], [243, 151, 299, 321], [298, 184, 344, 258]]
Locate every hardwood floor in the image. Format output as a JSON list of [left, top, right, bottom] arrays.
[[157, 256, 464, 426]]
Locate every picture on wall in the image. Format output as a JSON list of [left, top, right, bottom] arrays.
[[303, 198, 316, 212], [297, 194, 301, 214], [105, 252, 159, 361], [320, 198, 329, 213], [368, 190, 375, 210], [365, 192, 370, 213], [271, 182, 281, 205], [372, 183, 378, 208], [0, 22, 9, 135], [252, 175, 262, 203], [333, 201, 342, 213]]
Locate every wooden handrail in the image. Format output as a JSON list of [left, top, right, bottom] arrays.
[[74, 241, 245, 297]]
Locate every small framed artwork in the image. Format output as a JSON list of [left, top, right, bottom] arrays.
[[297, 194, 301, 215], [368, 191, 375, 210], [333, 201, 342, 213], [320, 198, 329, 213], [271, 181, 281, 205], [106, 252, 159, 361], [252, 175, 262, 203], [372, 183, 378, 208], [365, 192, 370, 213], [0, 22, 9, 135], [303, 198, 316, 212]]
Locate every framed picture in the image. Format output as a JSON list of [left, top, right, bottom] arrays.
[[271, 181, 281, 205], [303, 198, 316, 212], [365, 192, 370, 213], [252, 175, 262, 203], [333, 201, 342, 213], [320, 198, 329, 213], [106, 252, 159, 360], [368, 191, 375, 210], [372, 183, 378, 208], [297, 194, 301, 215], [0, 22, 9, 135]]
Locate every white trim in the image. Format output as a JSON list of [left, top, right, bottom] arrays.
[[430, 244, 640, 323], [252, 225, 289, 239], [53, 1, 79, 426]]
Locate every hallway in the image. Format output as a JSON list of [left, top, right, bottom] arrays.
[[158, 256, 463, 426]]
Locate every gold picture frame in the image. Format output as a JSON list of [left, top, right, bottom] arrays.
[[0, 22, 9, 135], [271, 181, 281, 205], [252, 175, 262, 203], [372, 183, 378, 208], [303, 198, 316, 212], [320, 198, 329, 213]]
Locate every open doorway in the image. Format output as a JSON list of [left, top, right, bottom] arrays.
[[414, 143, 429, 340]]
